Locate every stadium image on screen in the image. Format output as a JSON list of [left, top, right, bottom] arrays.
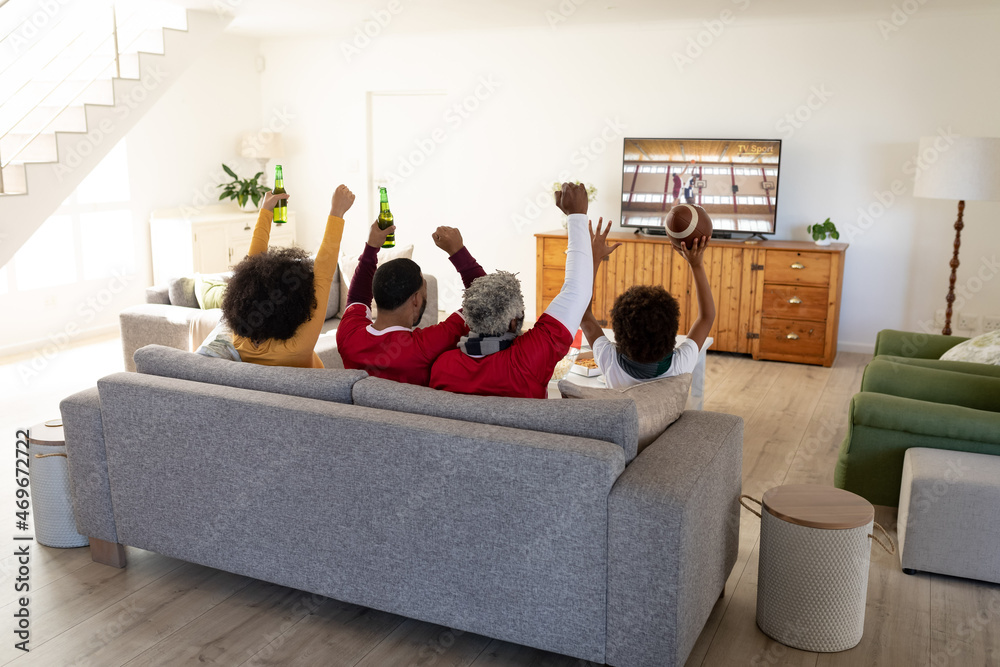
[[620, 138, 781, 235]]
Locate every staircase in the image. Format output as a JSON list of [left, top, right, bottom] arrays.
[[0, 0, 231, 269]]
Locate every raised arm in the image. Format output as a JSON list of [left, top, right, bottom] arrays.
[[346, 219, 396, 308], [544, 182, 594, 335], [246, 191, 289, 257], [676, 237, 715, 351], [580, 218, 621, 348], [433, 226, 486, 289], [292, 185, 353, 344]]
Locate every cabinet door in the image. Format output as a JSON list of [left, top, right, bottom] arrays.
[[193, 225, 229, 274]]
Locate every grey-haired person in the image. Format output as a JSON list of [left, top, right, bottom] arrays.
[[429, 182, 597, 398]]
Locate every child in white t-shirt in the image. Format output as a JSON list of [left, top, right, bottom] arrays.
[[580, 230, 715, 389]]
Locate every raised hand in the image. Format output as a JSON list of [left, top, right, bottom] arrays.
[[432, 226, 464, 256], [554, 182, 588, 216], [261, 190, 289, 211], [589, 217, 622, 267], [674, 235, 708, 267], [330, 184, 356, 218], [367, 219, 396, 249]]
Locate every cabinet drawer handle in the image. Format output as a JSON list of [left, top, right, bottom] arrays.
[[788, 296, 802, 304], [790, 262, 805, 270], [786, 333, 799, 340]]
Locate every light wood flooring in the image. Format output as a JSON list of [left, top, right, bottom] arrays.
[[1, 338, 999, 666]]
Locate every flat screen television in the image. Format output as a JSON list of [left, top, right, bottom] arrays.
[[620, 138, 781, 237]]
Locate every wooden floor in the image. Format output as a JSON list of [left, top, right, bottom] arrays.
[[2, 339, 999, 666]]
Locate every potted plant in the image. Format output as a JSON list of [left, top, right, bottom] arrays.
[[217, 164, 270, 211], [807, 218, 840, 246]]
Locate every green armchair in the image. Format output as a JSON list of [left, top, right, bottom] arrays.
[[834, 329, 1000, 506]]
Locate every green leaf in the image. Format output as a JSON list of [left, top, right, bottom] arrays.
[[218, 192, 229, 201], [831, 231, 840, 240], [222, 164, 238, 180], [251, 192, 261, 207], [252, 171, 264, 182]]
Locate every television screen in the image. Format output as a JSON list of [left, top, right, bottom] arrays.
[[620, 138, 781, 235]]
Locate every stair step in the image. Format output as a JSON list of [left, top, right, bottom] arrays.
[[0, 105, 87, 137], [9, 79, 113, 109], [0, 163, 27, 195], [1, 134, 57, 164]]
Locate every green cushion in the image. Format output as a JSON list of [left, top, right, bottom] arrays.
[[194, 274, 228, 310], [873, 329, 967, 359], [875, 355, 1000, 379], [861, 358, 1000, 412]]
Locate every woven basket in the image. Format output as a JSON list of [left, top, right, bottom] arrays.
[[740, 489, 894, 652], [29, 441, 88, 548]]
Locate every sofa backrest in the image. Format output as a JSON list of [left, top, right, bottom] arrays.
[[352, 376, 640, 462], [94, 371, 623, 661], [133, 344, 366, 404]]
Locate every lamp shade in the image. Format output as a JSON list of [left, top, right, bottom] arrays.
[[240, 131, 284, 160], [912, 136, 1000, 202]]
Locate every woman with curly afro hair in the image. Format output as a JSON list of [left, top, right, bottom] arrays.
[[219, 184, 355, 367], [579, 236, 715, 388]]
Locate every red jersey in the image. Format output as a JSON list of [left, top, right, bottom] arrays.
[[336, 303, 469, 386], [429, 313, 572, 399]]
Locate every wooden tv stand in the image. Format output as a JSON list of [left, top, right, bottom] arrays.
[[535, 231, 848, 366]]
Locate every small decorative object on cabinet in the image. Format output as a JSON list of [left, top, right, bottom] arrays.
[[806, 218, 839, 246], [150, 206, 296, 285], [536, 231, 847, 366]]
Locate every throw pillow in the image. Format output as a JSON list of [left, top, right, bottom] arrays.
[[559, 373, 692, 453], [940, 330, 1000, 365], [337, 244, 414, 318], [194, 273, 230, 310], [167, 276, 198, 308]]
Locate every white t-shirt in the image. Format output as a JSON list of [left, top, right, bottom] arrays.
[[592, 336, 700, 389]]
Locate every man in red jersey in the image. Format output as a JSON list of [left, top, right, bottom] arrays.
[[335, 220, 486, 386], [429, 182, 599, 399]]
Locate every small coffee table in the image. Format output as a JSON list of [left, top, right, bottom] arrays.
[[557, 334, 712, 410]]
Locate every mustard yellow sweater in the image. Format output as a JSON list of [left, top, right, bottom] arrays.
[[233, 209, 345, 368]]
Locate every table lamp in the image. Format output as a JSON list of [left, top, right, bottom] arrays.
[[239, 131, 284, 174], [912, 136, 1000, 335]]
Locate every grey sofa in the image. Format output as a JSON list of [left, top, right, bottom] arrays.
[[60, 345, 743, 667], [118, 268, 439, 371]]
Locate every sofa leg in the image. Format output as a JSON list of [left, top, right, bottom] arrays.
[[902, 568, 918, 576], [720, 587, 725, 600], [90, 538, 127, 568]]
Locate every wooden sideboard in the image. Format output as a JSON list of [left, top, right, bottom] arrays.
[[535, 231, 847, 366]]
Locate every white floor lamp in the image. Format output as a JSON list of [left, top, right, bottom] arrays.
[[912, 136, 1000, 335]]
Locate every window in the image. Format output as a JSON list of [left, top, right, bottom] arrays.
[[623, 164, 637, 173], [14, 215, 78, 290]]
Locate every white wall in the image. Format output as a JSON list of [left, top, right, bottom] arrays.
[[0, 33, 262, 365], [258, 6, 1000, 350]]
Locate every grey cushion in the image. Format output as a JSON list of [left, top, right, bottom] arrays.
[[325, 266, 341, 321], [133, 344, 366, 404], [559, 373, 692, 453], [352, 376, 639, 462], [167, 276, 198, 308], [145, 286, 170, 305]]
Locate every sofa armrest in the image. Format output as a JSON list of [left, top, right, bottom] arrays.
[[607, 411, 743, 667], [417, 274, 439, 328], [874, 329, 968, 359], [119, 304, 221, 372], [861, 358, 1000, 412], [60, 388, 118, 543], [850, 392, 1000, 444], [145, 286, 170, 304]]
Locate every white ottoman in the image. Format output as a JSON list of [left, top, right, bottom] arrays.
[[898, 448, 1000, 583]]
